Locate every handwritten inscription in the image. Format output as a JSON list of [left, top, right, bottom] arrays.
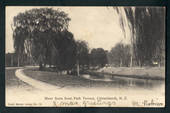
[[132, 98, 164, 107], [7, 96, 164, 107], [44, 96, 127, 107]]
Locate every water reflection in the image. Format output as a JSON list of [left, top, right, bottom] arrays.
[[82, 74, 164, 90]]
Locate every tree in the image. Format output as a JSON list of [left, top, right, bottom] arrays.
[[90, 48, 108, 67], [56, 30, 77, 71], [115, 7, 165, 66], [108, 43, 131, 67], [76, 40, 89, 76], [12, 8, 74, 70]]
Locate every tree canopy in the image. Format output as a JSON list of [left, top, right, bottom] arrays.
[[90, 48, 108, 67], [76, 40, 89, 66], [12, 8, 77, 70]]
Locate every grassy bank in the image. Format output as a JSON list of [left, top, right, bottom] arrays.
[[96, 67, 165, 80]]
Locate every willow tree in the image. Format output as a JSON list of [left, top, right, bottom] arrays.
[[12, 8, 74, 70], [115, 7, 165, 66], [13, 27, 29, 66]]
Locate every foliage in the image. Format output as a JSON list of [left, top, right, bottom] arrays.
[[90, 48, 108, 67], [115, 7, 165, 66], [76, 40, 89, 66], [108, 43, 131, 67], [12, 8, 77, 70]]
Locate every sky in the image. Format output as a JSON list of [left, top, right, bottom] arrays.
[[6, 6, 131, 53]]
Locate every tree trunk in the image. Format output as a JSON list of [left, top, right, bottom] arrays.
[[11, 55, 13, 67], [130, 55, 133, 67], [77, 60, 80, 76], [29, 57, 32, 65], [158, 61, 161, 67], [39, 62, 43, 70], [139, 60, 142, 67], [120, 59, 122, 67], [17, 55, 20, 67], [67, 70, 71, 75], [43, 63, 46, 68], [49, 60, 52, 68], [130, 43, 133, 67]]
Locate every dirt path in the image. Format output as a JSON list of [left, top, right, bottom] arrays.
[[15, 69, 60, 90]]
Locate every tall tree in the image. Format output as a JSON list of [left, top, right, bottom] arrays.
[[12, 8, 74, 70], [115, 7, 165, 66], [56, 30, 77, 71], [76, 40, 89, 76]]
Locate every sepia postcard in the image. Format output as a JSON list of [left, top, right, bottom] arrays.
[[5, 6, 165, 107]]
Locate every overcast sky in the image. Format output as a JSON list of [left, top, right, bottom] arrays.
[[6, 6, 131, 53]]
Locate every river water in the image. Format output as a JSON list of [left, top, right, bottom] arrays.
[[82, 74, 164, 90]]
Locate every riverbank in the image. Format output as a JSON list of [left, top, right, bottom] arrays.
[[94, 67, 165, 80]]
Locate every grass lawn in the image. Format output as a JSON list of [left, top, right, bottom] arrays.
[[23, 69, 135, 89]]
